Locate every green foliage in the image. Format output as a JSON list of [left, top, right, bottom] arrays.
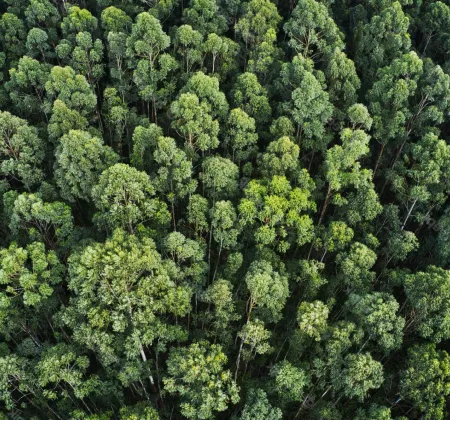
[[245, 260, 289, 322], [65, 229, 191, 367], [92, 163, 170, 233], [281, 54, 333, 150], [183, 0, 227, 36], [297, 300, 329, 341], [235, 0, 281, 48], [45, 65, 97, 117], [55, 130, 119, 202], [239, 175, 315, 251], [402, 266, 450, 342], [164, 341, 239, 419], [201, 156, 239, 201], [400, 343, 450, 419], [346, 292, 405, 353], [284, 0, 344, 59], [0, 111, 45, 189], [334, 353, 384, 402], [0, 1, 448, 419], [9, 193, 74, 250], [240, 388, 282, 420], [355, 1, 411, 81], [270, 361, 311, 404]]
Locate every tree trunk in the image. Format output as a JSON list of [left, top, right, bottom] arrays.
[[401, 198, 418, 231]]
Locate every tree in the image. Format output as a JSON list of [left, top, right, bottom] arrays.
[[389, 132, 449, 231], [239, 175, 315, 252], [35, 343, 101, 414], [297, 300, 329, 341], [346, 292, 405, 354], [0, 111, 45, 189], [202, 34, 240, 80], [24, 0, 60, 29], [54, 130, 119, 202], [153, 136, 197, 227], [247, 27, 282, 85], [8, 193, 74, 250], [231, 72, 271, 126], [119, 402, 159, 420], [240, 388, 282, 420], [44, 65, 97, 119], [70, 32, 105, 90], [281, 54, 333, 150], [200, 156, 239, 201], [126, 12, 174, 122], [313, 221, 354, 262], [368, 52, 449, 177], [236, 319, 271, 371], [187, 194, 209, 238], [420, 0, 449, 62], [269, 116, 295, 140], [173, 25, 203, 75], [400, 343, 450, 419], [355, 2, 411, 82], [224, 108, 258, 164], [170, 93, 219, 156], [101, 87, 139, 152], [334, 353, 384, 402], [130, 123, 163, 172], [244, 260, 289, 323], [61, 6, 98, 39], [335, 242, 377, 293], [354, 404, 391, 420], [210, 200, 240, 280], [181, 71, 229, 120], [402, 266, 449, 343], [323, 49, 360, 118], [65, 229, 192, 383], [0, 241, 63, 341], [317, 128, 371, 225], [201, 279, 239, 343], [25, 28, 51, 62], [284, 0, 344, 59], [163, 341, 240, 419], [101, 6, 132, 34], [162, 231, 206, 290], [0, 13, 26, 63], [5, 56, 49, 119], [47, 99, 89, 142], [183, 0, 227, 36], [258, 136, 300, 179], [106, 31, 131, 100], [91, 163, 170, 233], [270, 361, 311, 405], [235, 0, 281, 49]]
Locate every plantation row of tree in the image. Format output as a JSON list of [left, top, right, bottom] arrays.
[[0, 0, 449, 419]]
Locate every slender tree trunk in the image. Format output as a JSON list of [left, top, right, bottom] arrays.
[[212, 240, 223, 282], [171, 202, 177, 232], [234, 338, 244, 381], [318, 185, 332, 226], [401, 198, 418, 231], [373, 143, 385, 178], [139, 344, 156, 388]]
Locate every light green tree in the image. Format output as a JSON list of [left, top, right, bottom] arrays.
[[164, 341, 240, 419], [54, 130, 118, 202], [400, 343, 450, 419], [0, 111, 45, 189], [91, 163, 170, 233]]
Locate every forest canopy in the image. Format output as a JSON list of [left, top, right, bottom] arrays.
[[0, 0, 449, 420]]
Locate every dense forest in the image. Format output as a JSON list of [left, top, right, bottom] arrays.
[[0, 0, 449, 419]]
